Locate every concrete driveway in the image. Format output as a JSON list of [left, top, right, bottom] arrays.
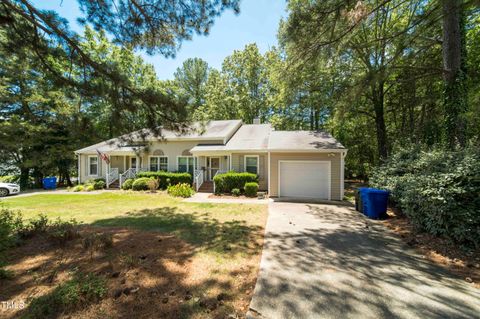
[[248, 202, 480, 319]]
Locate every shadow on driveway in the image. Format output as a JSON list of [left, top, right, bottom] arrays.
[[248, 202, 480, 319]]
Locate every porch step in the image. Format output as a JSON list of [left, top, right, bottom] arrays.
[[198, 181, 214, 193], [108, 180, 120, 189]]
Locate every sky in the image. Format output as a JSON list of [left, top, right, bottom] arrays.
[[32, 0, 287, 80]]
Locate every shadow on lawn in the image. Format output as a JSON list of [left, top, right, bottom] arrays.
[[4, 207, 264, 319], [91, 207, 263, 255]]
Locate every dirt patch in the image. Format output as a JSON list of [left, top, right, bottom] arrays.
[[383, 207, 480, 288], [1, 226, 264, 318]]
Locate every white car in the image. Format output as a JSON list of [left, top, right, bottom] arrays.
[[0, 182, 21, 197]]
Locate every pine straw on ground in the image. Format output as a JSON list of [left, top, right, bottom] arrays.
[[383, 207, 480, 288], [1, 225, 266, 319]]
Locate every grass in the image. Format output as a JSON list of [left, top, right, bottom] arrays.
[[0, 192, 268, 318], [23, 272, 107, 319], [1, 192, 264, 226]]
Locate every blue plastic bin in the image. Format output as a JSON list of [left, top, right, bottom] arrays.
[[364, 188, 389, 219], [42, 177, 57, 190], [358, 187, 371, 216]]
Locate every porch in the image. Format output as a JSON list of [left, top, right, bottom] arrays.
[[104, 153, 232, 190]]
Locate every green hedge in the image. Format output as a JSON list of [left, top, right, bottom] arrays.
[[370, 145, 480, 247], [244, 182, 259, 197], [213, 171, 258, 194], [121, 178, 134, 190], [132, 177, 151, 191], [136, 171, 192, 189]]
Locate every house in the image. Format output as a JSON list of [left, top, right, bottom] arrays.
[[74, 120, 347, 200]]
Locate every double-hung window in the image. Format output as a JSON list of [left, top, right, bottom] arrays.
[[149, 156, 168, 171], [177, 156, 195, 174], [244, 155, 259, 175], [88, 156, 98, 176]]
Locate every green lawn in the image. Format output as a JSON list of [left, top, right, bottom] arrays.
[[1, 192, 267, 253]]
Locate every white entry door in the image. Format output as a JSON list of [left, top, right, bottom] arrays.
[[279, 161, 331, 199]]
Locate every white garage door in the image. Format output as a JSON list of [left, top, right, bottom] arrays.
[[279, 161, 330, 199]]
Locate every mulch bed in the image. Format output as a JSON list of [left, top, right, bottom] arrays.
[[208, 194, 267, 200], [382, 207, 480, 288]]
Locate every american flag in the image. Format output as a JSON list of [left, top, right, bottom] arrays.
[[97, 149, 110, 164]]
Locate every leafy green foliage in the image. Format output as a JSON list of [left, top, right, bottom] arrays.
[[231, 188, 241, 196], [137, 171, 192, 189], [244, 182, 258, 197], [47, 218, 80, 245], [121, 178, 134, 190], [370, 145, 480, 247], [132, 177, 152, 191], [23, 272, 107, 319], [213, 172, 258, 194], [72, 185, 84, 192], [167, 183, 195, 198]]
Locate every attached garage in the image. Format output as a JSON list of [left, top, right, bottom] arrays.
[[268, 131, 347, 201], [278, 161, 331, 199]]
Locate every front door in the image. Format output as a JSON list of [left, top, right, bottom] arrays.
[[209, 157, 220, 180], [130, 157, 137, 170]]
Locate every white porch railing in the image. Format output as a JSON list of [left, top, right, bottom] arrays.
[[119, 167, 147, 188], [106, 168, 119, 188], [213, 170, 226, 194], [194, 169, 204, 192]]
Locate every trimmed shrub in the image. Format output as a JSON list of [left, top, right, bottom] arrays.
[[370, 145, 480, 247], [72, 185, 84, 192], [92, 180, 105, 190], [137, 171, 192, 189], [132, 177, 151, 191], [121, 178, 134, 190], [231, 188, 241, 196], [85, 185, 95, 192], [167, 183, 195, 198], [213, 172, 258, 194], [244, 182, 259, 197]]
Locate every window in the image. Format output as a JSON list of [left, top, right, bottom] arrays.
[[245, 155, 259, 175], [88, 156, 98, 176], [130, 157, 137, 169], [177, 156, 195, 174], [149, 156, 168, 171]]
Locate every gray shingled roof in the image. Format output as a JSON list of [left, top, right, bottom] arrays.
[[190, 124, 271, 153], [268, 131, 345, 150], [75, 120, 242, 154]]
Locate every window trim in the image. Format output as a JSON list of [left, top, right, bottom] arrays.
[[88, 155, 99, 177], [149, 155, 168, 171], [244, 155, 259, 175], [176, 156, 195, 173]]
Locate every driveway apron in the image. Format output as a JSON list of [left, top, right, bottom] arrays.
[[248, 202, 480, 319]]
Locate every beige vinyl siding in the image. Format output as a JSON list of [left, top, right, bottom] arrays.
[[231, 153, 268, 191], [269, 152, 342, 200], [78, 154, 107, 183], [145, 140, 222, 172]]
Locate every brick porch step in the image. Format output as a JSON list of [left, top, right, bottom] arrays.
[[198, 181, 214, 193]]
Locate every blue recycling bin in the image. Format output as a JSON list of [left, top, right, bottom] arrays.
[[42, 177, 57, 190], [360, 188, 389, 219], [358, 187, 371, 215]]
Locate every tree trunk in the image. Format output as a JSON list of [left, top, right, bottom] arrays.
[[19, 167, 30, 189], [442, 0, 467, 147], [371, 82, 389, 160]]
